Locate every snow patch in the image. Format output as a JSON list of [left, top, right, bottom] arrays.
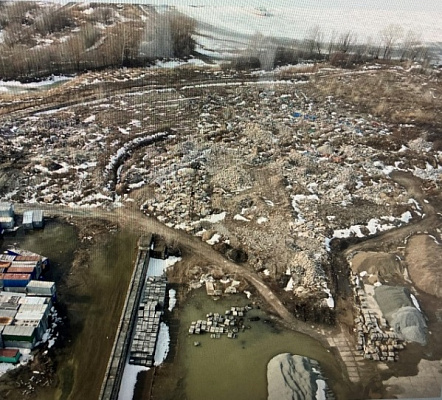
[[118, 363, 149, 400], [154, 322, 170, 366], [234, 214, 250, 222], [147, 256, 181, 277], [168, 289, 177, 312]]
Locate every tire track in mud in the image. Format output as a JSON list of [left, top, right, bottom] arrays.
[[343, 171, 441, 257]]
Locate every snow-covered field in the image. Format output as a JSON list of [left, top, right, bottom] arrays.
[[43, 1, 442, 58]]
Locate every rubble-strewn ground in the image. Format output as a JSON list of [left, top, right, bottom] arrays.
[[1, 62, 442, 398]]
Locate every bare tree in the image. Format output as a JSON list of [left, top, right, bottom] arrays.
[[304, 25, 323, 58], [337, 31, 356, 53], [139, 11, 195, 60], [380, 24, 404, 59], [326, 30, 338, 59], [246, 33, 277, 70], [363, 36, 382, 59], [400, 29, 422, 61]]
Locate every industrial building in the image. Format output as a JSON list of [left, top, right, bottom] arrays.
[[22, 210, 44, 230], [0, 202, 44, 231], [0, 251, 45, 293], [0, 249, 56, 361], [0, 202, 14, 231], [0, 290, 54, 351]]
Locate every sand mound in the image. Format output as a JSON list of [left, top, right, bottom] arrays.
[[267, 353, 330, 400], [406, 235, 442, 298], [350, 252, 402, 280]]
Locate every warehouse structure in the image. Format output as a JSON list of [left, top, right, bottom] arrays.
[[0, 249, 56, 361], [22, 210, 44, 230], [0, 202, 14, 230]]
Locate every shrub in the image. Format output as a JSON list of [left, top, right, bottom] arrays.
[[35, 9, 75, 35]]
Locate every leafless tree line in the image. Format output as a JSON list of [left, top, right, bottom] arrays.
[[234, 24, 431, 71], [0, 1, 432, 80]]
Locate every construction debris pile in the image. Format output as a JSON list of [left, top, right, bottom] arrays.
[[1, 66, 440, 320]]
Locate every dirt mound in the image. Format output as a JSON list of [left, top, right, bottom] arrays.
[[374, 285, 427, 344], [406, 235, 442, 298], [350, 251, 402, 281], [267, 353, 330, 400]]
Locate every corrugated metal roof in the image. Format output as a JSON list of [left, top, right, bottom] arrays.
[[3, 274, 31, 280], [26, 280, 54, 288], [7, 267, 35, 274], [14, 319, 40, 328], [0, 291, 26, 299], [15, 313, 45, 322], [0, 309, 18, 318], [18, 304, 49, 314], [0, 349, 20, 358], [11, 261, 38, 267], [22, 211, 33, 224], [2, 325, 35, 336], [19, 296, 48, 305], [14, 256, 40, 262], [32, 210, 43, 221], [0, 255, 16, 262]]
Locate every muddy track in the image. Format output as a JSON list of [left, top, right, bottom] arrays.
[[15, 202, 326, 342], [0, 76, 258, 119], [344, 171, 442, 257]]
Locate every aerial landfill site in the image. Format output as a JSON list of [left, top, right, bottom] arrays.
[[1, 62, 441, 398], [0, 1, 441, 399]]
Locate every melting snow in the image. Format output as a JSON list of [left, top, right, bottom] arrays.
[[118, 363, 149, 400], [234, 214, 250, 222], [168, 289, 177, 312], [147, 256, 181, 277], [284, 277, 294, 292], [200, 211, 226, 223], [206, 233, 221, 245], [154, 322, 170, 366], [410, 294, 422, 312], [83, 115, 96, 123]]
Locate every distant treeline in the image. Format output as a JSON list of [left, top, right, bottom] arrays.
[[0, 2, 434, 81], [231, 25, 432, 71], [0, 2, 196, 81]]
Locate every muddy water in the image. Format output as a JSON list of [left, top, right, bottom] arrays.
[[0, 219, 138, 400], [152, 288, 354, 400]]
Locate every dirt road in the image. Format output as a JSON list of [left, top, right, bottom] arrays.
[[16, 170, 440, 342], [344, 171, 442, 256], [15, 203, 321, 339]]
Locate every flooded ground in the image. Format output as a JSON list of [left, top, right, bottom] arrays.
[[150, 288, 354, 400], [0, 218, 139, 400]]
